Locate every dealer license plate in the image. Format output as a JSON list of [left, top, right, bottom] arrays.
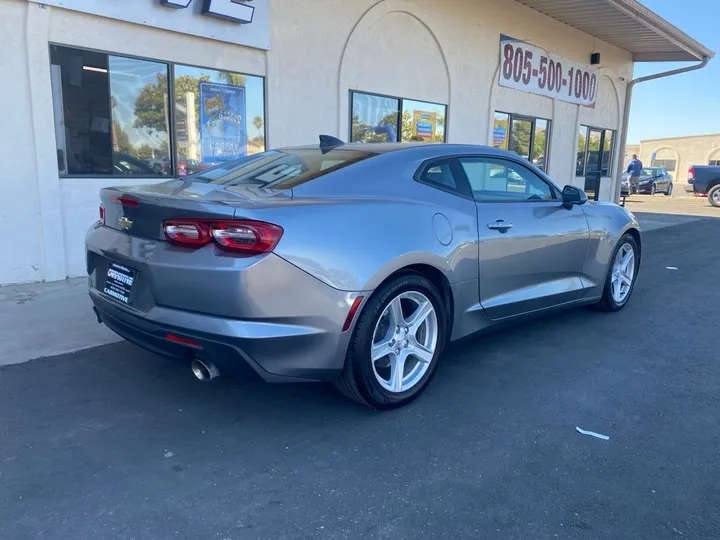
[[104, 262, 136, 305]]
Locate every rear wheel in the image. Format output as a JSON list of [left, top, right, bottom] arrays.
[[665, 183, 673, 196], [709, 185, 720, 208], [595, 234, 640, 312], [335, 274, 446, 409]]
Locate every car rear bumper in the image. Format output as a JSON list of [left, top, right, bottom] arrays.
[[90, 288, 353, 382], [86, 223, 365, 382], [684, 183, 708, 194]]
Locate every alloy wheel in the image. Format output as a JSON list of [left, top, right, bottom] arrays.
[[611, 243, 635, 304], [712, 188, 720, 205], [370, 291, 438, 393]]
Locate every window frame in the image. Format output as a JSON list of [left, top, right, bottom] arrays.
[[48, 43, 267, 179], [349, 90, 448, 144], [492, 111, 552, 172], [576, 124, 615, 178]]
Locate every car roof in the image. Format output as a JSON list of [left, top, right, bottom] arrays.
[[282, 142, 501, 155]]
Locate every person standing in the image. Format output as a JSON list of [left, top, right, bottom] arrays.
[[626, 154, 643, 194]]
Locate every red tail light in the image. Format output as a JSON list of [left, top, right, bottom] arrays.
[[163, 219, 283, 254], [99, 204, 105, 224], [164, 221, 212, 246], [688, 167, 695, 180]]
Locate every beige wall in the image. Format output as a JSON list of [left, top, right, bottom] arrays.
[[628, 134, 720, 183], [0, 0, 633, 284]]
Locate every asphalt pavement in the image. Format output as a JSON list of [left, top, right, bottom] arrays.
[[2, 216, 719, 540]]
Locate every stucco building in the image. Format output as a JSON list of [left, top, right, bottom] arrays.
[[0, 0, 713, 285], [626, 134, 720, 186]]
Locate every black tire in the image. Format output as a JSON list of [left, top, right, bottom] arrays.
[[335, 274, 447, 409], [595, 233, 640, 312], [664, 183, 673, 196], [708, 184, 720, 208]]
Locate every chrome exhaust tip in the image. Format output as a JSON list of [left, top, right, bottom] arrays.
[[190, 359, 219, 382]]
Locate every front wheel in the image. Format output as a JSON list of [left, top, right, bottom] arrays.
[[709, 184, 720, 208], [595, 234, 640, 312], [335, 274, 446, 409], [665, 183, 673, 196]]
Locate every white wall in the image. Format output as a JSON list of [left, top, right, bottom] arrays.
[[0, 0, 633, 285]]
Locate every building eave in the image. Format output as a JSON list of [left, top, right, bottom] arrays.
[[515, 0, 714, 62]]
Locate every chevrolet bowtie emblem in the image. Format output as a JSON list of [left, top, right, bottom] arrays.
[[118, 216, 133, 231]]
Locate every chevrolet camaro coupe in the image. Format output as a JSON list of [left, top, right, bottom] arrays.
[[87, 137, 642, 409]]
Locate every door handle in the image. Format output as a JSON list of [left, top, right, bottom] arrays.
[[487, 220, 513, 231]]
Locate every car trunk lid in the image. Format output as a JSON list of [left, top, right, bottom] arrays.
[[100, 179, 290, 241]]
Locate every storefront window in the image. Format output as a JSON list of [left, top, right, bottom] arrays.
[[577, 125, 615, 177], [174, 65, 265, 176], [492, 112, 550, 171], [653, 158, 676, 172], [50, 45, 170, 176], [351, 93, 399, 143], [49, 46, 266, 177], [350, 91, 446, 143]]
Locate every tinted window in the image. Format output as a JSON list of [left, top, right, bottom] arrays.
[[173, 65, 266, 174], [350, 91, 447, 143], [50, 45, 169, 176], [577, 125, 615, 177], [493, 112, 550, 172], [189, 148, 375, 191], [459, 157, 555, 202], [653, 158, 676, 172], [418, 160, 458, 191]]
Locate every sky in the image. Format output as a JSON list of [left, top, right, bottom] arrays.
[[627, 0, 719, 143]]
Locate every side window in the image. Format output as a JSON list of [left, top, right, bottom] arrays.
[[459, 157, 556, 202], [417, 159, 461, 192]]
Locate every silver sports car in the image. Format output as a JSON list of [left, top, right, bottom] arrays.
[[87, 137, 641, 408]]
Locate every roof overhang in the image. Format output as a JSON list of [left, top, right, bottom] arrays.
[[514, 0, 714, 62]]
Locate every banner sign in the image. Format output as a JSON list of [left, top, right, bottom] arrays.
[[199, 82, 247, 165], [498, 37, 598, 107], [412, 111, 437, 141]]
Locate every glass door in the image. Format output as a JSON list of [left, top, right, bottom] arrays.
[[584, 129, 604, 200], [509, 117, 532, 160]]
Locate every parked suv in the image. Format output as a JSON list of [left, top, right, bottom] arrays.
[[686, 166, 720, 207]]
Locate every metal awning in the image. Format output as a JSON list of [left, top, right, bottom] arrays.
[[515, 0, 714, 62]]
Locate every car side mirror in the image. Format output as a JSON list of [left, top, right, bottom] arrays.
[[562, 185, 588, 207]]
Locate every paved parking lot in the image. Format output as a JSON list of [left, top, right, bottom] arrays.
[[2, 215, 719, 540], [625, 193, 719, 221]]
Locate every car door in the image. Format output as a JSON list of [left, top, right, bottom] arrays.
[[457, 156, 591, 320], [661, 168, 671, 190]]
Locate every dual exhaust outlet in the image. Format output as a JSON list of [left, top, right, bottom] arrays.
[[190, 358, 219, 382]]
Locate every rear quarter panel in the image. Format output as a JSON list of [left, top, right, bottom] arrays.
[[230, 150, 480, 292]]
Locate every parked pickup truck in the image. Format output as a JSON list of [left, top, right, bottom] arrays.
[[686, 165, 720, 207]]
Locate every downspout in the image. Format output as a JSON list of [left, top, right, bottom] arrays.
[[614, 56, 710, 203]]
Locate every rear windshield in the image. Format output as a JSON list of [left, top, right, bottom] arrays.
[[188, 148, 375, 191]]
